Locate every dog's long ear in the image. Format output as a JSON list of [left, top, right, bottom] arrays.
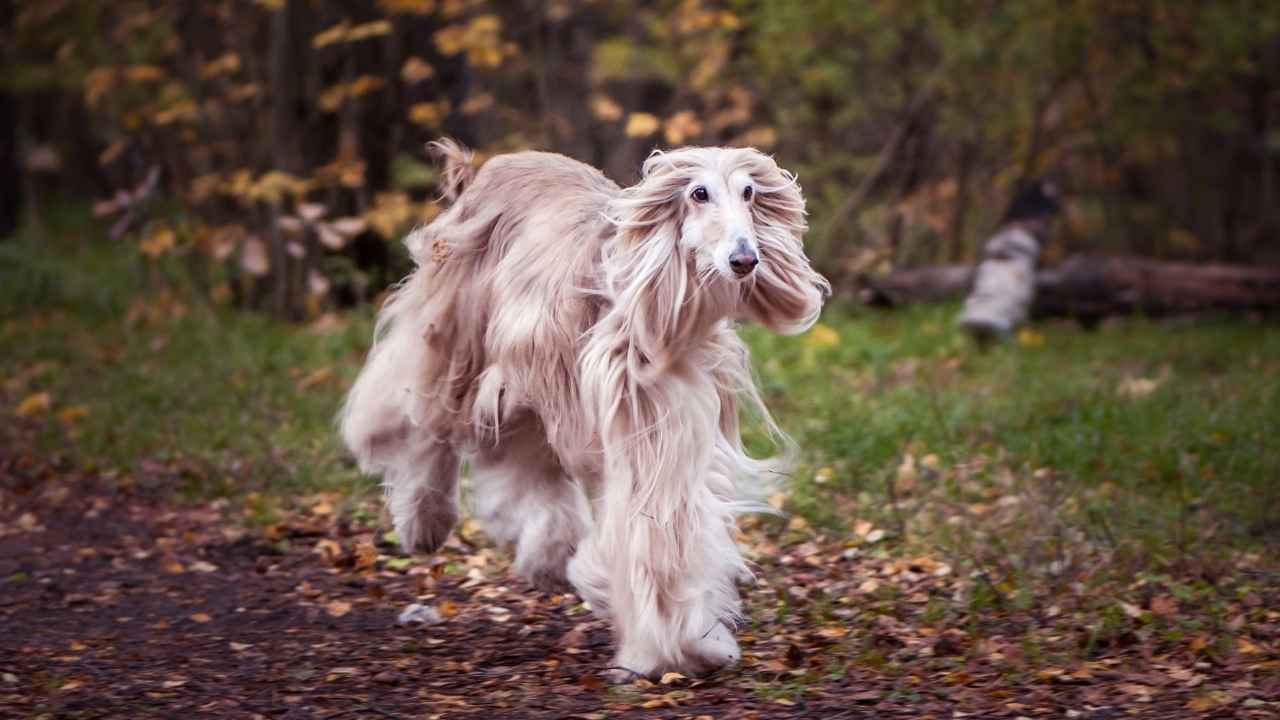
[[600, 151, 725, 377], [427, 138, 476, 204], [738, 150, 830, 334]]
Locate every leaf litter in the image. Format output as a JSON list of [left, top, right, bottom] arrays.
[[1, 433, 1278, 717]]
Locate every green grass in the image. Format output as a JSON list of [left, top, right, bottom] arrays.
[[3, 207, 1278, 578], [743, 305, 1280, 565], [1, 206, 378, 501]]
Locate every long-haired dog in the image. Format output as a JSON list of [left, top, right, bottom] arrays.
[[340, 140, 829, 679]]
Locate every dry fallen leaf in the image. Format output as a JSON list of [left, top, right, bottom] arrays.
[[56, 405, 90, 425], [326, 600, 352, 618], [15, 392, 51, 418], [1149, 594, 1177, 617], [189, 612, 212, 623]]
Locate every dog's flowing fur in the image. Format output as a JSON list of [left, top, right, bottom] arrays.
[[340, 140, 829, 678]]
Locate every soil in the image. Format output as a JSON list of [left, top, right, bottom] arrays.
[[2, 446, 1277, 719]]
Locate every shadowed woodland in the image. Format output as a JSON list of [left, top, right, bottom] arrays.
[[3, 1, 1280, 717]]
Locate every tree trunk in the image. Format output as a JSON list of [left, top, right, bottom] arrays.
[[0, 0, 19, 238], [268, 0, 303, 317], [957, 224, 1041, 338]]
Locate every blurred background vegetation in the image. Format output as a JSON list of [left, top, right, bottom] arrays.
[[6, 0, 1280, 319]]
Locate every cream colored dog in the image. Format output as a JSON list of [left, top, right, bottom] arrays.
[[340, 140, 828, 679]]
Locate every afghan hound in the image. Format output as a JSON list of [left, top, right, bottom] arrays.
[[340, 139, 829, 679]]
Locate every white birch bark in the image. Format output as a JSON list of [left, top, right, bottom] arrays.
[[957, 225, 1040, 338]]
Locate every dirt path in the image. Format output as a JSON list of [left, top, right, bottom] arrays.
[[2, 448, 1277, 719]]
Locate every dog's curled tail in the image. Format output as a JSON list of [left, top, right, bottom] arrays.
[[428, 138, 476, 204]]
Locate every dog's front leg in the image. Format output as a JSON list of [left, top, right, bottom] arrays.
[[570, 374, 748, 680]]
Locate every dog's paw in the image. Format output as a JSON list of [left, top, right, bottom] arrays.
[[396, 503, 458, 555], [603, 666, 644, 685], [683, 621, 741, 675]]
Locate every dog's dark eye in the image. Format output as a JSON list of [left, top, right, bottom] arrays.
[[742, 186, 754, 201], [691, 186, 709, 203]]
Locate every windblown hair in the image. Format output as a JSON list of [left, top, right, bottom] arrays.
[[340, 140, 828, 678]]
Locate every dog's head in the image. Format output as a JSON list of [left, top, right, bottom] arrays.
[[606, 147, 830, 348]]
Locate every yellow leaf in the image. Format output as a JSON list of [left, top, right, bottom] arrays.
[[152, 99, 198, 126], [189, 612, 211, 623], [56, 405, 89, 425], [319, 83, 350, 113], [200, 53, 241, 79], [348, 75, 386, 98], [433, 25, 465, 55], [98, 139, 128, 167], [83, 67, 116, 108], [227, 83, 261, 103], [400, 56, 436, 84], [625, 112, 660, 138], [249, 171, 311, 204], [139, 223, 177, 258], [659, 672, 685, 684], [663, 111, 703, 146], [123, 65, 165, 83], [1238, 637, 1263, 655], [379, 0, 435, 14], [1016, 328, 1045, 348], [347, 20, 393, 42], [459, 93, 494, 115], [353, 542, 378, 571], [804, 322, 840, 348], [408, 100, 451, 128], [15, 392, 51, 418], [312, 20, 351, 49], [590, 94, 622, 122], [326, 600, 352, 617], [297, 367, 335, 391]]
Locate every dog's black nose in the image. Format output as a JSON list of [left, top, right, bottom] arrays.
[[729, 242, 758, 276]]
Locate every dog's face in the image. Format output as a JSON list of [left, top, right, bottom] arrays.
[[678, 167, 760, 282], [607, 147, 830, 346]]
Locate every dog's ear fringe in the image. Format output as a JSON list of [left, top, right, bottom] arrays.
[[427, 138, 477, 204]]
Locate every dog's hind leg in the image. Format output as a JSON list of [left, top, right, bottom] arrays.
[[469, 423, 589, 592], [381, 438, 462, 554]]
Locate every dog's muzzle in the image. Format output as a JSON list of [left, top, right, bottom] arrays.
[[728, 239, 759, 277]]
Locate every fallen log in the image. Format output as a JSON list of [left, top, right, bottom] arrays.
[[860, 264, 973, 306], [1034, 255, 1280, 319], [858, 255, 1280, 319]]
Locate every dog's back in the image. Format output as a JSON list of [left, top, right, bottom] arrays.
[[341, 144, 618, 484]]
